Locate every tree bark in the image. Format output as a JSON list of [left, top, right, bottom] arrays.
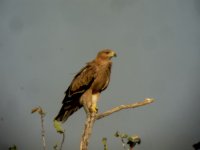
[[80, 113, 96, 150]]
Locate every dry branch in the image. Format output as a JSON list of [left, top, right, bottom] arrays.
[[80, 112, 96, 150], [31, 106, 46, 150], [59, 131, 65, 150], [97, 98, 154, 120], [80, 98, 154, 150]]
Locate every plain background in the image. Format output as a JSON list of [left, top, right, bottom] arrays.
[[0, 0, 200, 149]]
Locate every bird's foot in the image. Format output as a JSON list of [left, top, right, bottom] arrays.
[[53, 120, 64, 134], [89, 104, 98, 113]]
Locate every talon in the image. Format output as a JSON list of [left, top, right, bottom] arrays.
[[90, 104, 98, 113], [95, 106, 98, 113]]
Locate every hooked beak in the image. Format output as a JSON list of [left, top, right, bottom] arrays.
[[112, 51, 117, 57], [114, 52, 117, 57]]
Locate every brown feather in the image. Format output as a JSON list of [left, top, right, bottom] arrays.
[[54, 49, 116, 122]]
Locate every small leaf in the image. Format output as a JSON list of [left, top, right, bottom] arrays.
[[53, 144, 58, 150], [31, 106, 46, 116], [120, 133, 128, 138], [31, 107, 40, 114], [114, 131, 120, 137], [102, 137, 108, 150], [102, 137, 107, 145], [128, 135, 141, 144], [114, 131, 128, 138], [54, 120, 64, 134], [8, 145, 17, 150]]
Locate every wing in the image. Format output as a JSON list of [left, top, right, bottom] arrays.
[[63, 63, 97, 103]]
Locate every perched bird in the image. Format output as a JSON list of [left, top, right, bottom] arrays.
[[54, 49, 117, 124]]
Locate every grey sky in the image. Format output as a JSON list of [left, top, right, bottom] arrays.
[[0, 0, 200, 149]]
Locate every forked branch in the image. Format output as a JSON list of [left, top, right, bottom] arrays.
[[80, 98, 154, 150]]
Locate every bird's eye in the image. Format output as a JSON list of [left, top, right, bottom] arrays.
[[105, 51, 110, 54]]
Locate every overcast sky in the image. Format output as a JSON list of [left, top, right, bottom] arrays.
[[0, 0, 200, 149]]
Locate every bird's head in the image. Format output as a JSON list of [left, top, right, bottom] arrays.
[[96, 49, 117, 60]]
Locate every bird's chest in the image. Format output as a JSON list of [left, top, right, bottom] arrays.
[[92, 68, 111, 93]]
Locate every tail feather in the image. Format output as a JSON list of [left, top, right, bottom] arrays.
[[55, 101, 82, 123]]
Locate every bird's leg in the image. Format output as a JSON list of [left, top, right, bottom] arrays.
[[90, 103, 98, 113], [83, 102, 97, 115], [83, 103, 90, 116], [81, 90, 99, 114], [89, 93, 100, 113], [80, 91, 91, 116]]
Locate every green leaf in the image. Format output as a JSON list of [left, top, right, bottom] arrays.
[[114, 131, 128, 138], [53, 144, 58, 150], [102, 137, 108, 150], [53, 120, 64, 134], [128, 135, 141, 144], [8, 145, 17, 150], [102, 137, 107, 145], [120, 133, 128, 139], [114, 131, 120, 137]]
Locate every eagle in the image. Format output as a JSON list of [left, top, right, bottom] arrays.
[[54, 49, 117, 124]]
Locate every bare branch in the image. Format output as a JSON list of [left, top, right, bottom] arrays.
[[41, 112, 46, 150], [80, 113, 96, 150], [59, 131, 65, 150], [31, 106, 46, 150], [80, 98, 154, 150], [96, 98, 154, 120]]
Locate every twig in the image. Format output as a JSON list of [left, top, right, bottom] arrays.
[[120, 137, 127, 150], [115, 131, 128, 150], [31, 106, 46, 150], [80, 98, 154, 150], [41, 111, 46, 150], [97, 98, 154, 120], [59, 131, 65, 150]]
